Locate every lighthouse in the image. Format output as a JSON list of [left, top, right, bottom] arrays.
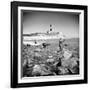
[[50, 24, 52, 31], [23, 24, 65, 45], [47, 24, 53, 34]]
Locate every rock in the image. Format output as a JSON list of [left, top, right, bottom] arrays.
[[32, 64, 53, 76], [69, 67, 79, 74], [34, 52, 41, 57], [63, 48, 72, 60], [61, 57, 79, 74], [46, 55, 55, 63], [62, 57, 78, 68], [69, 57, 78, 68], [41, 69, 52, 76], [27, 59, 32, 64], [34, 48, 41, 52], [40, 64, 54, 75], [47, 58, 54, 63], [23, 59, 27, 66], [32, 65, 42, 76], [58, 67, 69, 75], [57, 51, 63, 58], [48, 55, 53, 58]]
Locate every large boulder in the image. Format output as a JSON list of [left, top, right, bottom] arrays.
[[32, 64, 53, 76], [40, 64, 52, 75], [32, 64, 42, 76], [62, 57, 79, 74], [62, 57, 78, 68], [63, 48, 72, 60]]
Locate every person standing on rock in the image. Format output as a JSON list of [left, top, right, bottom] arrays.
[[59, 38, 65, 51]]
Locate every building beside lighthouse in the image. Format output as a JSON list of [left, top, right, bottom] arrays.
[[23, 25, 65, 45]]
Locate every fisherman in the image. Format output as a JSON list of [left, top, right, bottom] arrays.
[[59, 38, 65, 51]]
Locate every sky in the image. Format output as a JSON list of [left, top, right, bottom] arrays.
[[22, 10, 79, 38]]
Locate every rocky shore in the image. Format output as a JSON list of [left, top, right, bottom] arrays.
[[22, 38, 79, 77]]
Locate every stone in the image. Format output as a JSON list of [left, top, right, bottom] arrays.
[[62, 57, 78, 69], [34, 52, 41, 57], [34, 48, 41, 52], [58, 67, 69, 75], [32, 64, 53, 76], [69, 57, 78, 68], [32, 64, 42, 76], [63, 48, 72, 60], [47, 58, 55, 63]]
